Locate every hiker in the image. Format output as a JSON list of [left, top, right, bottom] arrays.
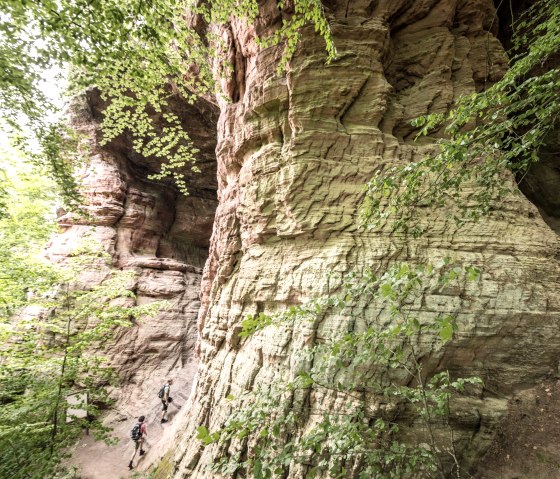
[[159, 378, 173, 423], [128, 415, 147, 470]]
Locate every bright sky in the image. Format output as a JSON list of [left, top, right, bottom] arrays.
[[39, 64, 68, 120], [0, 64, 68, 150]]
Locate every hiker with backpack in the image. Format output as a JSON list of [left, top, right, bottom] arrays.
[[128, 415, 147, 470], [158, 378, 173, 423]]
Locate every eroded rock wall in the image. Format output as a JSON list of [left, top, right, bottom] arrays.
[[46, 92, 218, 412], [162, 0, 560, 477]]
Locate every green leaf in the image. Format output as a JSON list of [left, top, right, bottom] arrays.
[[380, 283, 393, 298], [439, 322, 454, 342], [196, 426, 216, 445]]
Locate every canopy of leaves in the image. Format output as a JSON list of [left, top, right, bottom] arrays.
[[362, 0, 560, 235], [0, 0, 335, 199]]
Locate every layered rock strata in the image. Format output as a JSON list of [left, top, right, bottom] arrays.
[[46, 91, 218, 412], [158, 0, 560, 477]]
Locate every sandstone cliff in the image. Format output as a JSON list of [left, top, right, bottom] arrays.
[[164, 0, 560, 477], [57, 0, 560, 477], [44, 90, 219, 477]]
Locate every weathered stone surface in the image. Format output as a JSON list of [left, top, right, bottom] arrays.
[[45, 0, 560, 477], [57, 91, 217, 404], [44, 91, 218, 477], [150, 1, 560, 477]]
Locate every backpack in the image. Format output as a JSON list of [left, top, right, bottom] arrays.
[[131, 422, 142, 440], [157, 385, 166, 399]]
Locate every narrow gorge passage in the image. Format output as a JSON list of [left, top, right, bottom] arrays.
[[49, 91, 220, 478], [1, 0, 559, 478]]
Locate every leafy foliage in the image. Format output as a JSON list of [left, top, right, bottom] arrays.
[[257, 0, 336, 73], [362, 0, 560, 234], [0, 258, 161, 479], [0, 149, 162, 478], [0, 0, 336, 197], [0, 145, 59, 315], [200, 260, 482, 478]]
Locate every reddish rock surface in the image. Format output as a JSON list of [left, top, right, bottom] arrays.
[[54, 1, 560, 477], [46, 92, 218, 477]]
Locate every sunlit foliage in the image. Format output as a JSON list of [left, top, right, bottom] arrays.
[[362, 0, 560, 234], [0, 0, 335, 198]]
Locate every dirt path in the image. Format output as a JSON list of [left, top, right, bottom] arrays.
[[475, 379, 560, 479], [70, 366, 196, 479]]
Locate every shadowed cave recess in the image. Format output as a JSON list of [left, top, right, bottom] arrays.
[[494, 0, 560, 234], [57, 0, 560, 478], [48, 88, 220, 414]]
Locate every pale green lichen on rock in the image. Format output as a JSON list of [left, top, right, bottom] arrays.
[[150, 450, 175, 479]]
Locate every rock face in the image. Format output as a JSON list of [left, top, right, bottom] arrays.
[[46, 91, 219, 413], [51, 0, 560, 477], [147, 0, 560, 477]]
